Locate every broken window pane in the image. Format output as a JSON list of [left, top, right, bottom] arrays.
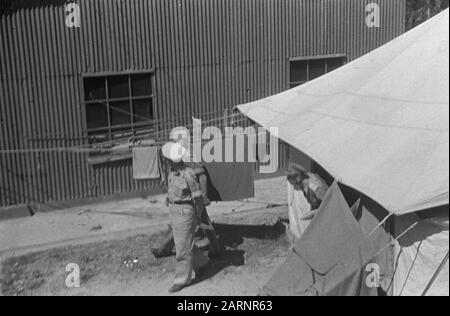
[[110, 101, 131, 126], [84, 72, 154, 143], [84, 77, 106, 101], [133, 99, 154, 122]]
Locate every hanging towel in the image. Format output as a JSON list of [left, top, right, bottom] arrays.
[[133, 143, 160, 180]]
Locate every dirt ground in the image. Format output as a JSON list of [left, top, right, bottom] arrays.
[[0, 216, 291, 296]]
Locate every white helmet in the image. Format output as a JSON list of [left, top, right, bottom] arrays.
[[162, 142, 187, 163]]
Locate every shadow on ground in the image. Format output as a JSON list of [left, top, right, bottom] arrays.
[[215, 221, 286, 248], [191, 221, 287, 284]]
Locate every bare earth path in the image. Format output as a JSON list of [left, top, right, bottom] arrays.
[[0, 207, 291, 296]]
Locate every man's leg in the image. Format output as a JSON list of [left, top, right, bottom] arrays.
[[169, 203, 209, 289]]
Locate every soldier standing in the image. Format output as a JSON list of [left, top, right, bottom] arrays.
[[162, 142, 210, 293]]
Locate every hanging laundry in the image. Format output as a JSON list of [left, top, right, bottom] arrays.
[[133, 140, 161, 180], [197, 130, 256, 201], [204, 162, 255, 202]]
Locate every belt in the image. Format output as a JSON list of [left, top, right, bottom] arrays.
[[168, 199, 193, 205]]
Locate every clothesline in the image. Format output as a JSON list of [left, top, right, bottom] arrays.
[[0, 123, 275, 154], [72, 114, 253, 149], [1, 107, 247, 143], [0, 110, 256, 153], [71, 113, 249, 150]]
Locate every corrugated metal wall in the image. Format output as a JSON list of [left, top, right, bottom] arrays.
[[0, 0, 405, 209]]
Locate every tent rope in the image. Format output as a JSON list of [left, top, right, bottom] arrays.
[[374, 221, 419, 257], [421, 251, 449, 296]]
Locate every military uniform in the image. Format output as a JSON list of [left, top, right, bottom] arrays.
[[167, 167, 209, 286], [185, 162, 222, 253], [153, 162, 222, 257]]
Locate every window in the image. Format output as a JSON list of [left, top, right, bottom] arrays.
[[289, 56, 346, 88], [83, 72, 155, 144]]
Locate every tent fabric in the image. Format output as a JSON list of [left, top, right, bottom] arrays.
[[239, 10, 449, 215], [354, 198, 395, 295], [392, 213, 449, 296], [294, 182, 374, 275], [262, 183, 379, 296]]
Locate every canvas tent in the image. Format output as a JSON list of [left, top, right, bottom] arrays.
[[238, 10, 449, 296]]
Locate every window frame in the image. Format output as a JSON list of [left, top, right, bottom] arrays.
[[289, 54, 347, 88], [82, 70, 156, 145]]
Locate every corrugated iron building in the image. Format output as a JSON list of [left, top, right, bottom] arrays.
[[0, 0, 406, 213]]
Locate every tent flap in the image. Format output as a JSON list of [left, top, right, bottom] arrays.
[[239, 10, 450, 215], [261, 182, 379, 296]]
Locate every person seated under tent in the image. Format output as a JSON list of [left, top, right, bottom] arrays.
[[287, 164, 328, 239]]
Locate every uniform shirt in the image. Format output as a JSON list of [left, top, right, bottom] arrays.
[[185, 162, 206, 176], [167, 167, 203, 203]]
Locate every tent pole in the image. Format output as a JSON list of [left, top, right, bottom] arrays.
[[421, 251, 449, 296], [368, 210, 396, 237], [374, 221, 418, 257]]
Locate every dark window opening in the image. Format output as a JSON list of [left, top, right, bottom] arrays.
[[84, 77, 106, 101], [109, 75, 130, 99], [289, 56, 346, 88], [83, 72, 155, 145], [309, 59, 327, 80], [289, 60, 308, 85]]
